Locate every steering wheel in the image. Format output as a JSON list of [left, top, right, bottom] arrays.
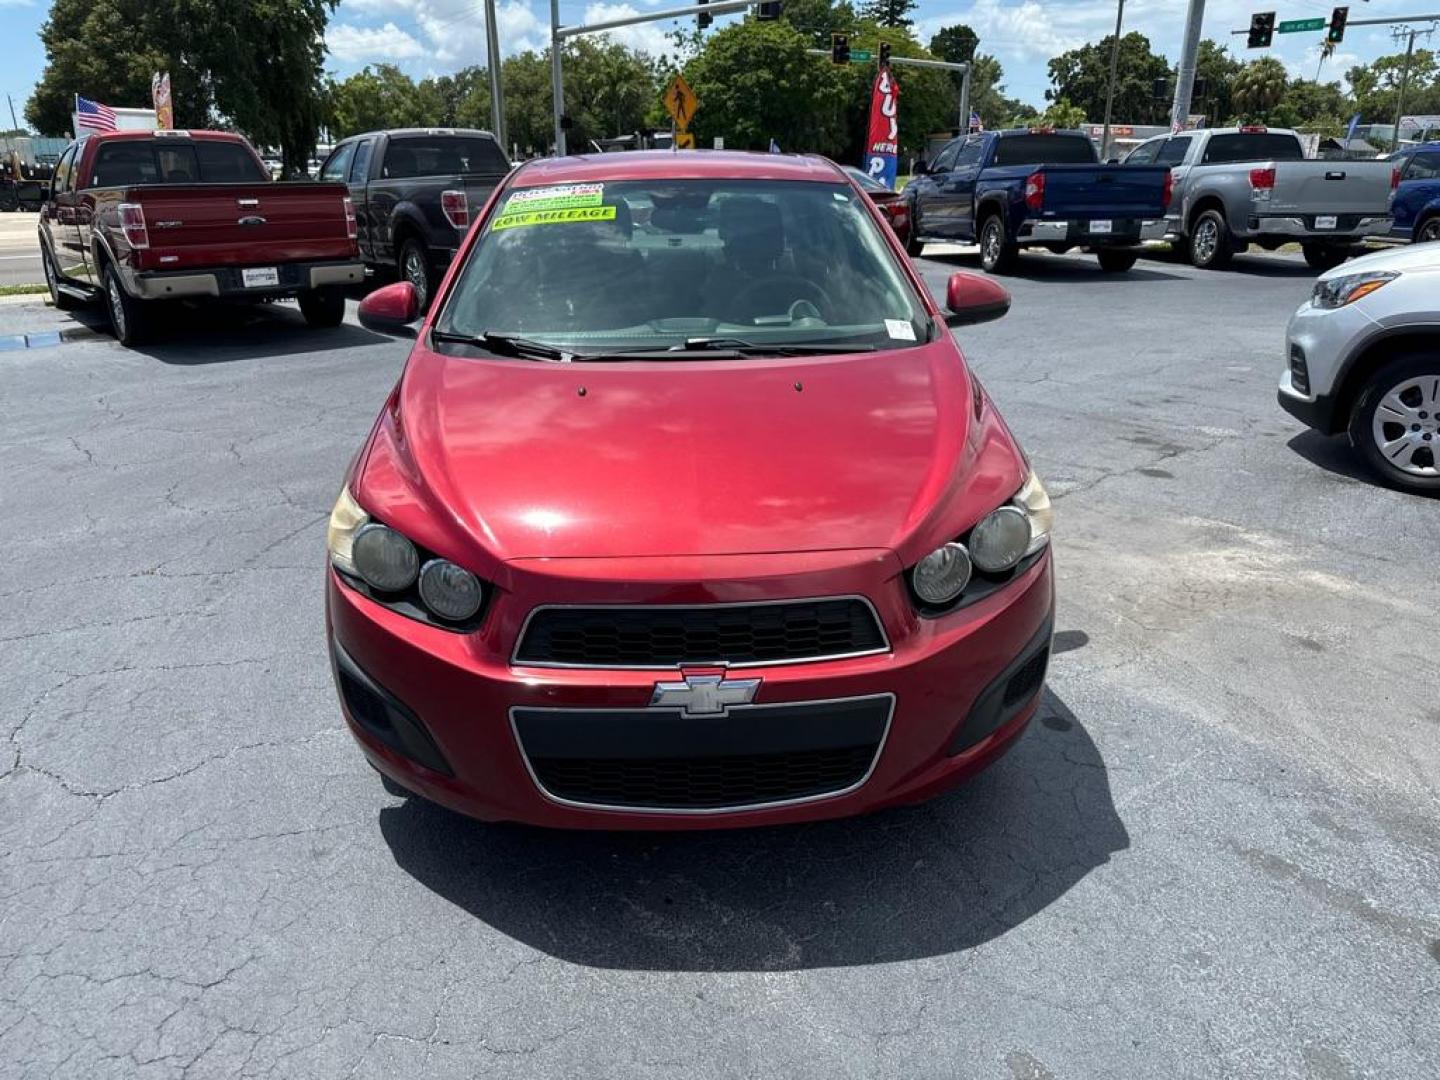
[[730, 275, 834, 322]]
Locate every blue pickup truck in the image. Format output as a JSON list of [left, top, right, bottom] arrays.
[[1386, 142, 1440, 244], [904, 128, 1173, 273]]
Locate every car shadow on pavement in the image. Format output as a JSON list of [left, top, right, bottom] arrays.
[[923, 250, 1185, 283], [1137, 245, 1319, 278], [126, 301, 391, 364], [378, 689, 1129, 971], [1285, 429, 1379, 487]]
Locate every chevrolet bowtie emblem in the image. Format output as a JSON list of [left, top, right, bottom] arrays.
[[650, 674, 761, 716]]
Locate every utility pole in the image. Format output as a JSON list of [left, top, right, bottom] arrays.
[[1100, 0, 1126, 160], [1392, 27, 1420, 151], [550, 0, 566, 154], [484, 0, 506, 150], [1170, 0, 1205, 131]]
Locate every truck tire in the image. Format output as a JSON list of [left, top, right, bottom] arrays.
[[1348, 351, 1440, 495], [298, 285, 346, 328], [398, 237, 437, 312], [43, 245, 82, 311], [102, 264, 149, 346], [979, 213, 1018, 274], [1415, 217, 1440, 244], [1302, 243, 1349, 271], [1188, 209, 1233, 270], [1096, 249, 1138, 273]]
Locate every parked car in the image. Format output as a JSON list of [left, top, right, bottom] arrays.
[[1278, 243, 1440, 493], [903, 128, 1173, 273], [1385, 141, 1440, 243], [2, 152, 51, 211], [329, 151, 1055, 828], [38, 129, 363, 345], [1124, 126, 1397, 270], [843, 164, 910, 245], [319, 128, 511, 309]]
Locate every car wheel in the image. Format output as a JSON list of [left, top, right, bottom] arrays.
[[1188, 209, 1233, 269], [398, 237, 435, 312], [1096, 249, 1138, 273], [1417, 218, 1440, 244], [1348, 352, 1440, 494], [1302, 243, 1348, 271], [905, 201, 924, 257], [298, 284, 346, 328], [979, 214, 1017, 274], [102, 264, 149, 346], [43, 245, 81, 311]]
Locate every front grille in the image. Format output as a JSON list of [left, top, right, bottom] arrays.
[[531, 745, 876, 810], [514, 599, 887, 668], [1002, 646, 1050, 708], [512, 695, 892, 811]]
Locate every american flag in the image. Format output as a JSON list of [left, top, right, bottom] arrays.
[[968, 110, 984, 134], [76, 95, 118, 133]]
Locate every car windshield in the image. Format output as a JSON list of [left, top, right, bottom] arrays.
[[433, 177, 929, 357]]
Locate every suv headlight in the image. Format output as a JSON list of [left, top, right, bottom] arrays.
[[327, 486, 487, 628], [907, 468, 1052, 613], [1312, 270, 1397, 309]]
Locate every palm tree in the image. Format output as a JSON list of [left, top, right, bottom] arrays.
[[1231, 57, 1289, 121]]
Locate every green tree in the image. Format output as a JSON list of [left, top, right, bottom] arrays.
[[1346, 49, 1440, 122], [1231, 56, 1289, 121], [329, 64, 431, 137], [1192, 39, 1242, 124], [859, 0, 916, 30], [1270, 78, 1347, 128], [782, 0, 858, 49], [1047, 31, 1171, 125], [1038, 97, 1087, 129], [928, 24, 978, 65]]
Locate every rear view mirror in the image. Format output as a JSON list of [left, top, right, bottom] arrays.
[[358, 281, 420, 333], [944, 272, 1010, 327]]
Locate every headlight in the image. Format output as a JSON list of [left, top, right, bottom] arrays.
[[911, 542, 973, 605], [352, 524, 420, 592], [969, 506, 1031, 573], [418, 559, 484, 621], [327, 485, 368, 575], [1312, 270, 1397, 309], [1013, 468, 1053, 556]]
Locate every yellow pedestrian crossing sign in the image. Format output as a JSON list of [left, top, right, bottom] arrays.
[[663, 74, 698, 129], [675, 130, 696, 149]]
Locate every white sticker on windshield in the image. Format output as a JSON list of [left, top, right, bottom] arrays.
[[885, 319, 917, 341], [504, 183, 604, 212]]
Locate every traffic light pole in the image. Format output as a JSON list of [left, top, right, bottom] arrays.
[[805, 52, 972, 137], [1170, 0, 1206, 132], [1392, 27, 1421, 151], [549, 0, 754, 155], [1100, 0, 1126, 160]]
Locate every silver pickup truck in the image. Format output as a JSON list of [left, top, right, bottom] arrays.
[[1123, 126, 1395, 271]]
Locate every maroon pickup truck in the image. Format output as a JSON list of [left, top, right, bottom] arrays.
[[38, 129, 363, 345]]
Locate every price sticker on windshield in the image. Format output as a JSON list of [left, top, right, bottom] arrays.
[[491, 205, 618, 231], [504, 184, 604, 213]]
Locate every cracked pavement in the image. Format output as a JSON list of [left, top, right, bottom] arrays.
[[1, 252, 1437, 1078]]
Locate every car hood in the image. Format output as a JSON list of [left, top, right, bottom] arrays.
[[1322, 242, 1440, 279], [357, 339, 1026, 564]]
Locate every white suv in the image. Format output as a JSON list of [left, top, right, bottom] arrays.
[[1279, 243, 1440, 494]]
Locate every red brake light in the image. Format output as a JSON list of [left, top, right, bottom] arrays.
[[117, 202, 149, 250], [1239, 125, 1268, 134], [342, 195, 357, 240], [1391, 166, 1401, 190], [1024, 170, 1046, 211], [441, 189, 469, 231], [1162, 168, 1175, 209], [1249, 166, 1276, 191]]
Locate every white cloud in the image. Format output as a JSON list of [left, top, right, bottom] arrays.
[[580, 2, 679, 56], [327, 21, 429, 63]]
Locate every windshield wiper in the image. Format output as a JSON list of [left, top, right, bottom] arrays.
[[431, 330, 588, 362], [677, 337, 877, 355]]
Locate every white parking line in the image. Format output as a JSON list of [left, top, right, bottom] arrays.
[[0, 255, 41, 261]]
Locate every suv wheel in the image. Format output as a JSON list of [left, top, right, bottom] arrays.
[[1096, 249, 1138, 273], [298, 285, 346, 328], [103, 264, 149, 346], [1188, 209, 1233, 269], [1417, 218, 1440, 244], [398, 237, 435, 312], [979, 214, 1017, 273], [1348, 352, 1440, 494]]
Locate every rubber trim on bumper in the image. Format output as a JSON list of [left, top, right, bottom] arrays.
[[946, 615, 1053, 756], [1277, 387, 1340, 434], [331, 641, 453, 776]]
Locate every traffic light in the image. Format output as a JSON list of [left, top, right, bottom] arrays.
[[878, 41, 891, 67], [1328, 6, 1348, 43], [1247, 11, 1275, 49], [755, 1, 781, 19], [697, 0, 711, 28], [1194, 77, 1208, 98], [831, 32, 850, 65], [1153, 77, 1169, 101]]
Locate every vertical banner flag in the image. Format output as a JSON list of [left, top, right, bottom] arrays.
[[864, 67, 899, 190], [152, 72, 173, 130], [1345, 113, 1360, 143]]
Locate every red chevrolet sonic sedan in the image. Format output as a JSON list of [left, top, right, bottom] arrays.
[[328, 151, 1054, 829]]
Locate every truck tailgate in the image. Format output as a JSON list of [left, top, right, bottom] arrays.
[[1031, 164, 1170, 219], [120, 182, 355, 270], [1269, 161, 1395, 216]]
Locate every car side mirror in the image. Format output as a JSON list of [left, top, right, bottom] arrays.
[[1107, 157, 1121, 164], [944, 272, 1010, 327], [358, 281, 420, 334], [913, 160, 930, 176]]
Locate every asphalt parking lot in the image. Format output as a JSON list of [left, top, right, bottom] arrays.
[[2, 248, 1437, 1079]]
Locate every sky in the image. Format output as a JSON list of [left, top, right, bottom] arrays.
[[1, 0, 1434, 129]]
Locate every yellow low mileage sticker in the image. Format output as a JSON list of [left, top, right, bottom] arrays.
[[491, 206, 618, 231]]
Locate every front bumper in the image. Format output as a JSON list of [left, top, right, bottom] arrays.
[[1243, 214, 1392, 242], [327, 551, 1055, 829], [130, 260, 364, 300], [1279, 296, 1377, 435]]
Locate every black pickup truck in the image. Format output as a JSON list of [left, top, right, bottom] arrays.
[[319, 128, 511, 308]]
